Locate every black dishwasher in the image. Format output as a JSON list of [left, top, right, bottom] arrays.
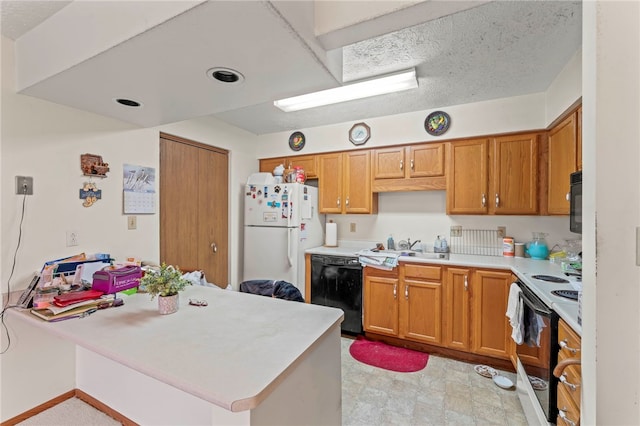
[[310, 255, 363, 335]]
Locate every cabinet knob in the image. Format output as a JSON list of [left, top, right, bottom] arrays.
[[495, 193, 500, 208], [211, 243, 217, 253], [345, 197, 350, 206], [464, 275, 468, 291], [410, 159, 414, 170], [566, 192, 571, 201], [337, 197, 340, 207], [405, 285, 409, 299], [400, 159, 404, 171], [482, 193, 487, 207], [393, 284, 397, 299]]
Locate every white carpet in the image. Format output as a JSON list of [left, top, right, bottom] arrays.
[[16, 397, 121, 426]]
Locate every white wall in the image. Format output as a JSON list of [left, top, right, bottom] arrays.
[[1, 35, 257, 294], [545, 48, 582, 125]]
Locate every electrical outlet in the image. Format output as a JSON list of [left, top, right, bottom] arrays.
[[450, 225, 462, 237], [497, 226, 506, 238], [128, 216, 137, 230], [350, 222, 356, 233], [66, 231, 79, 247], [15, 176, 33, 195]]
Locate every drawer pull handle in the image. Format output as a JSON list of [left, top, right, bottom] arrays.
[[559, 373, 579, 391], [393, 284, 397, 299], [346, 197, 350, 207], [566, 192, 571, 201], [560, 340, 580, 354], [495, 193, 500, 208], [482, 193, 486, 207], [400, 160, 404, 170], [337, 197, 340, 207], [405, 285, 409, 299], [464, 275, 468, 291], [410, 159, 414, 170], [558, 409, 577, 426]]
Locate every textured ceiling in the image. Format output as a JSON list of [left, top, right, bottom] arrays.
[[0, 1, 71, 40], [1, 1, 581, 135]]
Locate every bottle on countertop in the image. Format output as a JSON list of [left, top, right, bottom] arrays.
[[387, 235, 395, 251], [434, 235, 449, 253]]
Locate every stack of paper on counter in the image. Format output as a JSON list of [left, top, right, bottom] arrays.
[[357, 250, 400, 270], [31, 295, 114, 322]]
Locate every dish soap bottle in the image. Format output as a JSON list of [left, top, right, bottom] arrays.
[[387, 235, 395, 251]]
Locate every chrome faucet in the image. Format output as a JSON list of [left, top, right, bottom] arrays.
[[409, 239, 421, 250]]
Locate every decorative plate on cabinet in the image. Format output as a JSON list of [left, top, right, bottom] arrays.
[[424, 111, 451, 136], [288, 131, 305, 151]]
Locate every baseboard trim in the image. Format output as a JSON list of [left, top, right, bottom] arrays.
[[1, 389, 138, 426]]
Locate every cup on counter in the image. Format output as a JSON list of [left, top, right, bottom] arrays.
[[515, 243, 525, 258]]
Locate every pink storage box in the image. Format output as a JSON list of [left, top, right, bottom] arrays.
[[92, 265, 142, 294]]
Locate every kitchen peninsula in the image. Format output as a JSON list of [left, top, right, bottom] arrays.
[[3, 286, 343, 425]]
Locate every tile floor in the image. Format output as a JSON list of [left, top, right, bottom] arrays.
[[341, 337, 529, 426]]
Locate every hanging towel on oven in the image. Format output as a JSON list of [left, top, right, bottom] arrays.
[[505, 282, 524, 345]]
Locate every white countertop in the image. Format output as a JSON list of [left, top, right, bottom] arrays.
[[10, 286, 343, 412], [307, 242, 582, 335]]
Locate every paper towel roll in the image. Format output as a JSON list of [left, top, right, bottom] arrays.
[[325, 222, 338, 247]]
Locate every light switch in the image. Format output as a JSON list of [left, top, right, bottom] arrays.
[[128, 216, 137, 230], [350, 223, 356, 233]]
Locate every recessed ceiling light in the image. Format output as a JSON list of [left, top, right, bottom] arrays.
[[207, 67, 245, 84], [115, 98, 142, 107]]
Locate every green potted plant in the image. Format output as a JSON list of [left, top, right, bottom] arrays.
[[139, 263, 191, 314]]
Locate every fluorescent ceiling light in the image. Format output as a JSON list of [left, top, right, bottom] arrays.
[[273, 68, 418, 112]]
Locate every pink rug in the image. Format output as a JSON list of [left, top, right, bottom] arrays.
[[349, 336, 429, 372]]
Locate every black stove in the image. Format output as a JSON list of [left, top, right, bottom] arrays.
[[531, 274, 570, 284], [551, 289, 579, 300]]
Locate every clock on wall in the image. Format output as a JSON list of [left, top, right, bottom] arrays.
[[349, 122, 370, 145]]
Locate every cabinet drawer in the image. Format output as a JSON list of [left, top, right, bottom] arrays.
[[557, 381, 581, 426], [557, 352, 582, 410], [403, 263, 441, 280], [558, 319, 581, 358]]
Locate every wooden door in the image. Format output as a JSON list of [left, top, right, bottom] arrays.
[[471, 269, 511, 359], [410, 143, 444, 178], [400, 280, 442, 345], [344, 151, 374, 214], [288, 154, 318, 178], [446, 139, 489, 214], [363, 270, 399, 337], [443, 267, 471, 351], [548, 114, 577, 214], [318, 153, 343, 213], [372, 147, 405, 179], [160, 134, 229, 287], [491, 133, 539, 214]]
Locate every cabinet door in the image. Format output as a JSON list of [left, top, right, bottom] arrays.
[[400, 279, 442, 345], [443, 267, 471, 351], [471, 269, 511, 359], [363, 273, 399, 337], [446, 139, 489, 214], [344, 151, 374, 214], [259, 157, 286, 174], [548, 114, 577, 214], [491, 133, 538, 214], [318, 153, 343, 214], [410, 143, 444, 178], [288, 154, 318, 178], [372, 147, 405, 179]]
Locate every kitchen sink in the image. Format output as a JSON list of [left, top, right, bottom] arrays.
[[380, 250, 450, 260]]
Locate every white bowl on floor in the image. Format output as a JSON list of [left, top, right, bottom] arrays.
[[493, 375, 514, 389]]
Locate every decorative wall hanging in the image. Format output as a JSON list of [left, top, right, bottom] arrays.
[[288, 131, 305, 151], [123, 164, 156, 214], [81, 153, 110, 177], [424, 111, 451, 136], [80, 181, 102, 207], [349, 122, 370, 145]]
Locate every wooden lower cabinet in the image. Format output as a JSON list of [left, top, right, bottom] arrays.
[[363, 263, 442, 345], [556, 319, 582, 425], [443, 267, 471, 351], [471, 269, 512, 359]]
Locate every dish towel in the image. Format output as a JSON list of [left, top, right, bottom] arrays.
[[505, 282, 524, 345]]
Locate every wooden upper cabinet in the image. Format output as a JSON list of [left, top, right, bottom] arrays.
[[446, 139, 489, 214], [259, 154, 318, 178], [490, 133, 539, 215], [318, 151, 377, 214], [577, 106, 582, 171], [547, 113, 578, 215], [372, 143, 446, 192]]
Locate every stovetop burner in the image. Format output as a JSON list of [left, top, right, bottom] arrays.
[[531, 274, 570, 283], [551, 289, 579, 300]]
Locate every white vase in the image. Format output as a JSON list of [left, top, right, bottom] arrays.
[[158, 294, 179, 315]]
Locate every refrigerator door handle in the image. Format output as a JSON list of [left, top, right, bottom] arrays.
[[287, 228, 294, 267]]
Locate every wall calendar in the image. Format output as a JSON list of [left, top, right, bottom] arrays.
[[123, 164, 156, 214]]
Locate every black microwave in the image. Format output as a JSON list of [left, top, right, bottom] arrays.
[[570, 170, 582, 233]]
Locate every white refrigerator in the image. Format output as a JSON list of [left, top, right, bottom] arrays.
[[243, 181, 323, 299]]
